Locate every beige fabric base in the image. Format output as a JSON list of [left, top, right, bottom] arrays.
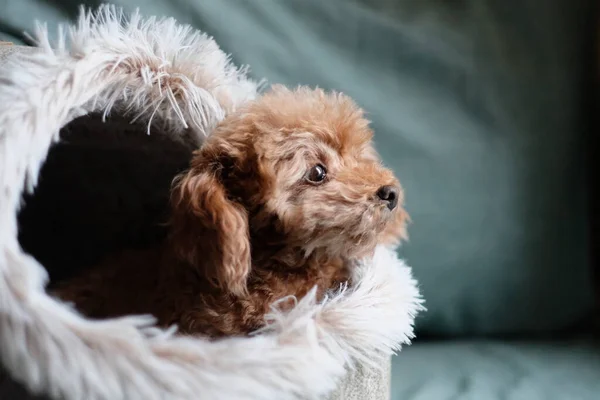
[[0, 43, 392, 400], [328, 360, 392, 400]]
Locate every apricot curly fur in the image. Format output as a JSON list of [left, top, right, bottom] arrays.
[[53, 86, 408, 338]]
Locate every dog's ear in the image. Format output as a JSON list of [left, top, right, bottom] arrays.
[[169, 147, 250, 296]]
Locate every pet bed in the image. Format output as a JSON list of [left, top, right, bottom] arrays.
[[0, 6, 423, 400]]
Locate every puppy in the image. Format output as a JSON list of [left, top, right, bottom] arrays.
[[52, 86, 408, 338]]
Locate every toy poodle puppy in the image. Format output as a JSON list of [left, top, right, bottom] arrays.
[[52, 85, 408, 338]]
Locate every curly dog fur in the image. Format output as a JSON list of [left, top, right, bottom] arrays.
[[52, 86, 408, 338]]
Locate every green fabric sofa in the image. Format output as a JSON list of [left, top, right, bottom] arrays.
[[2, 0, 599, 398]]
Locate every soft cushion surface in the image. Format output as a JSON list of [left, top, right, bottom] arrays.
[[1, 0, 594, 336], [391, 339, 600, 400]]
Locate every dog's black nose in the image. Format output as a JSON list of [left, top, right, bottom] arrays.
[[376, 185, 399, 210]]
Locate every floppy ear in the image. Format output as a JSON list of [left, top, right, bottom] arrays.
[[169, 151, 250, 296]]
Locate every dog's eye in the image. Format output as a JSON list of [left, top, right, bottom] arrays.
[[306, 164, 327, 183]]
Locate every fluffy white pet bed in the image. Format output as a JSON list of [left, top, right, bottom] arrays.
[[0, 6, 423, 400]]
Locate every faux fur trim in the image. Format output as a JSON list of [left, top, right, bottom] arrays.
[[0, 6, 423, 400]]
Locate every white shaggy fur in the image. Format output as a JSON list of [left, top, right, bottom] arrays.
[[0, 6, 423, 400]]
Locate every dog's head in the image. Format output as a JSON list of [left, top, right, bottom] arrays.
[[170, 86, 408, 295]]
